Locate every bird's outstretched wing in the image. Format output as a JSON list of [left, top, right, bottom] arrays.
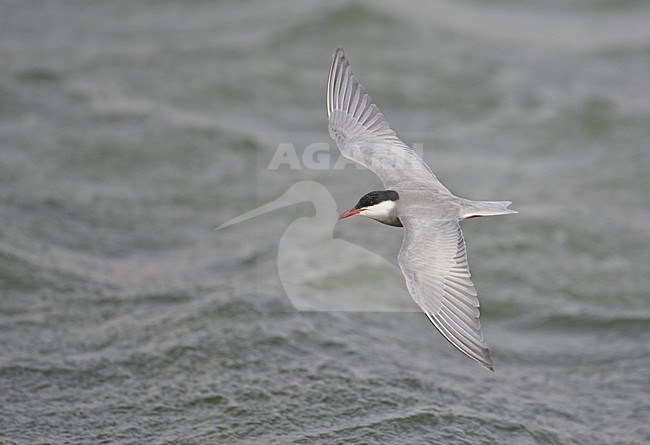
[[327, 48, 449, 192], [398, 216, 494, 370]]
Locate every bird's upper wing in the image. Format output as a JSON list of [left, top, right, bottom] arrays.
[[398, 216, 493, 370], [327, 48, 450, 192]]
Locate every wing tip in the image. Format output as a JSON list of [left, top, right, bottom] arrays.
[[470, 344, 495, 371], [477, 340, 495, 371], [481, 351, 495, 372], [327, 47, 348, 117], [428, 311, 496, 371]]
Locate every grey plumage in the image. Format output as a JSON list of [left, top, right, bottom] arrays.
[[328, 48, 517, 370]]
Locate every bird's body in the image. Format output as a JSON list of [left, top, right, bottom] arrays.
[[328, 48, 517, 371]]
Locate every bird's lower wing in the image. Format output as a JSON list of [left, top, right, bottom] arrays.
[[398, 216, 494, 370], [327, 48, 449, 192]]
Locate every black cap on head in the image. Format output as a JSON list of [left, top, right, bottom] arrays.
[[354, 190, 399, 209]]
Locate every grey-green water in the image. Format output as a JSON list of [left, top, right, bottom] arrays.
[[1, 1, 649, 444]]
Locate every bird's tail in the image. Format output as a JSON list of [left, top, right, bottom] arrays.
[[460, 200, 518, 219]]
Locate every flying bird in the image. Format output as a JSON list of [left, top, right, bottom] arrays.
[[328, 48, 517, 370]]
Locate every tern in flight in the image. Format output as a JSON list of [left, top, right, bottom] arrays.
[[328, 48, 517, 370]]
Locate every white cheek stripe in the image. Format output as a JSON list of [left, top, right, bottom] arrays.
[[361, 200, 397, 218]]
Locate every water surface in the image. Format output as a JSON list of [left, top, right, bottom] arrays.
[[1, 1, 649, 444]]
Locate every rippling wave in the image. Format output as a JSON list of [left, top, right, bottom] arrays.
[[1, 0, 649, 443]]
